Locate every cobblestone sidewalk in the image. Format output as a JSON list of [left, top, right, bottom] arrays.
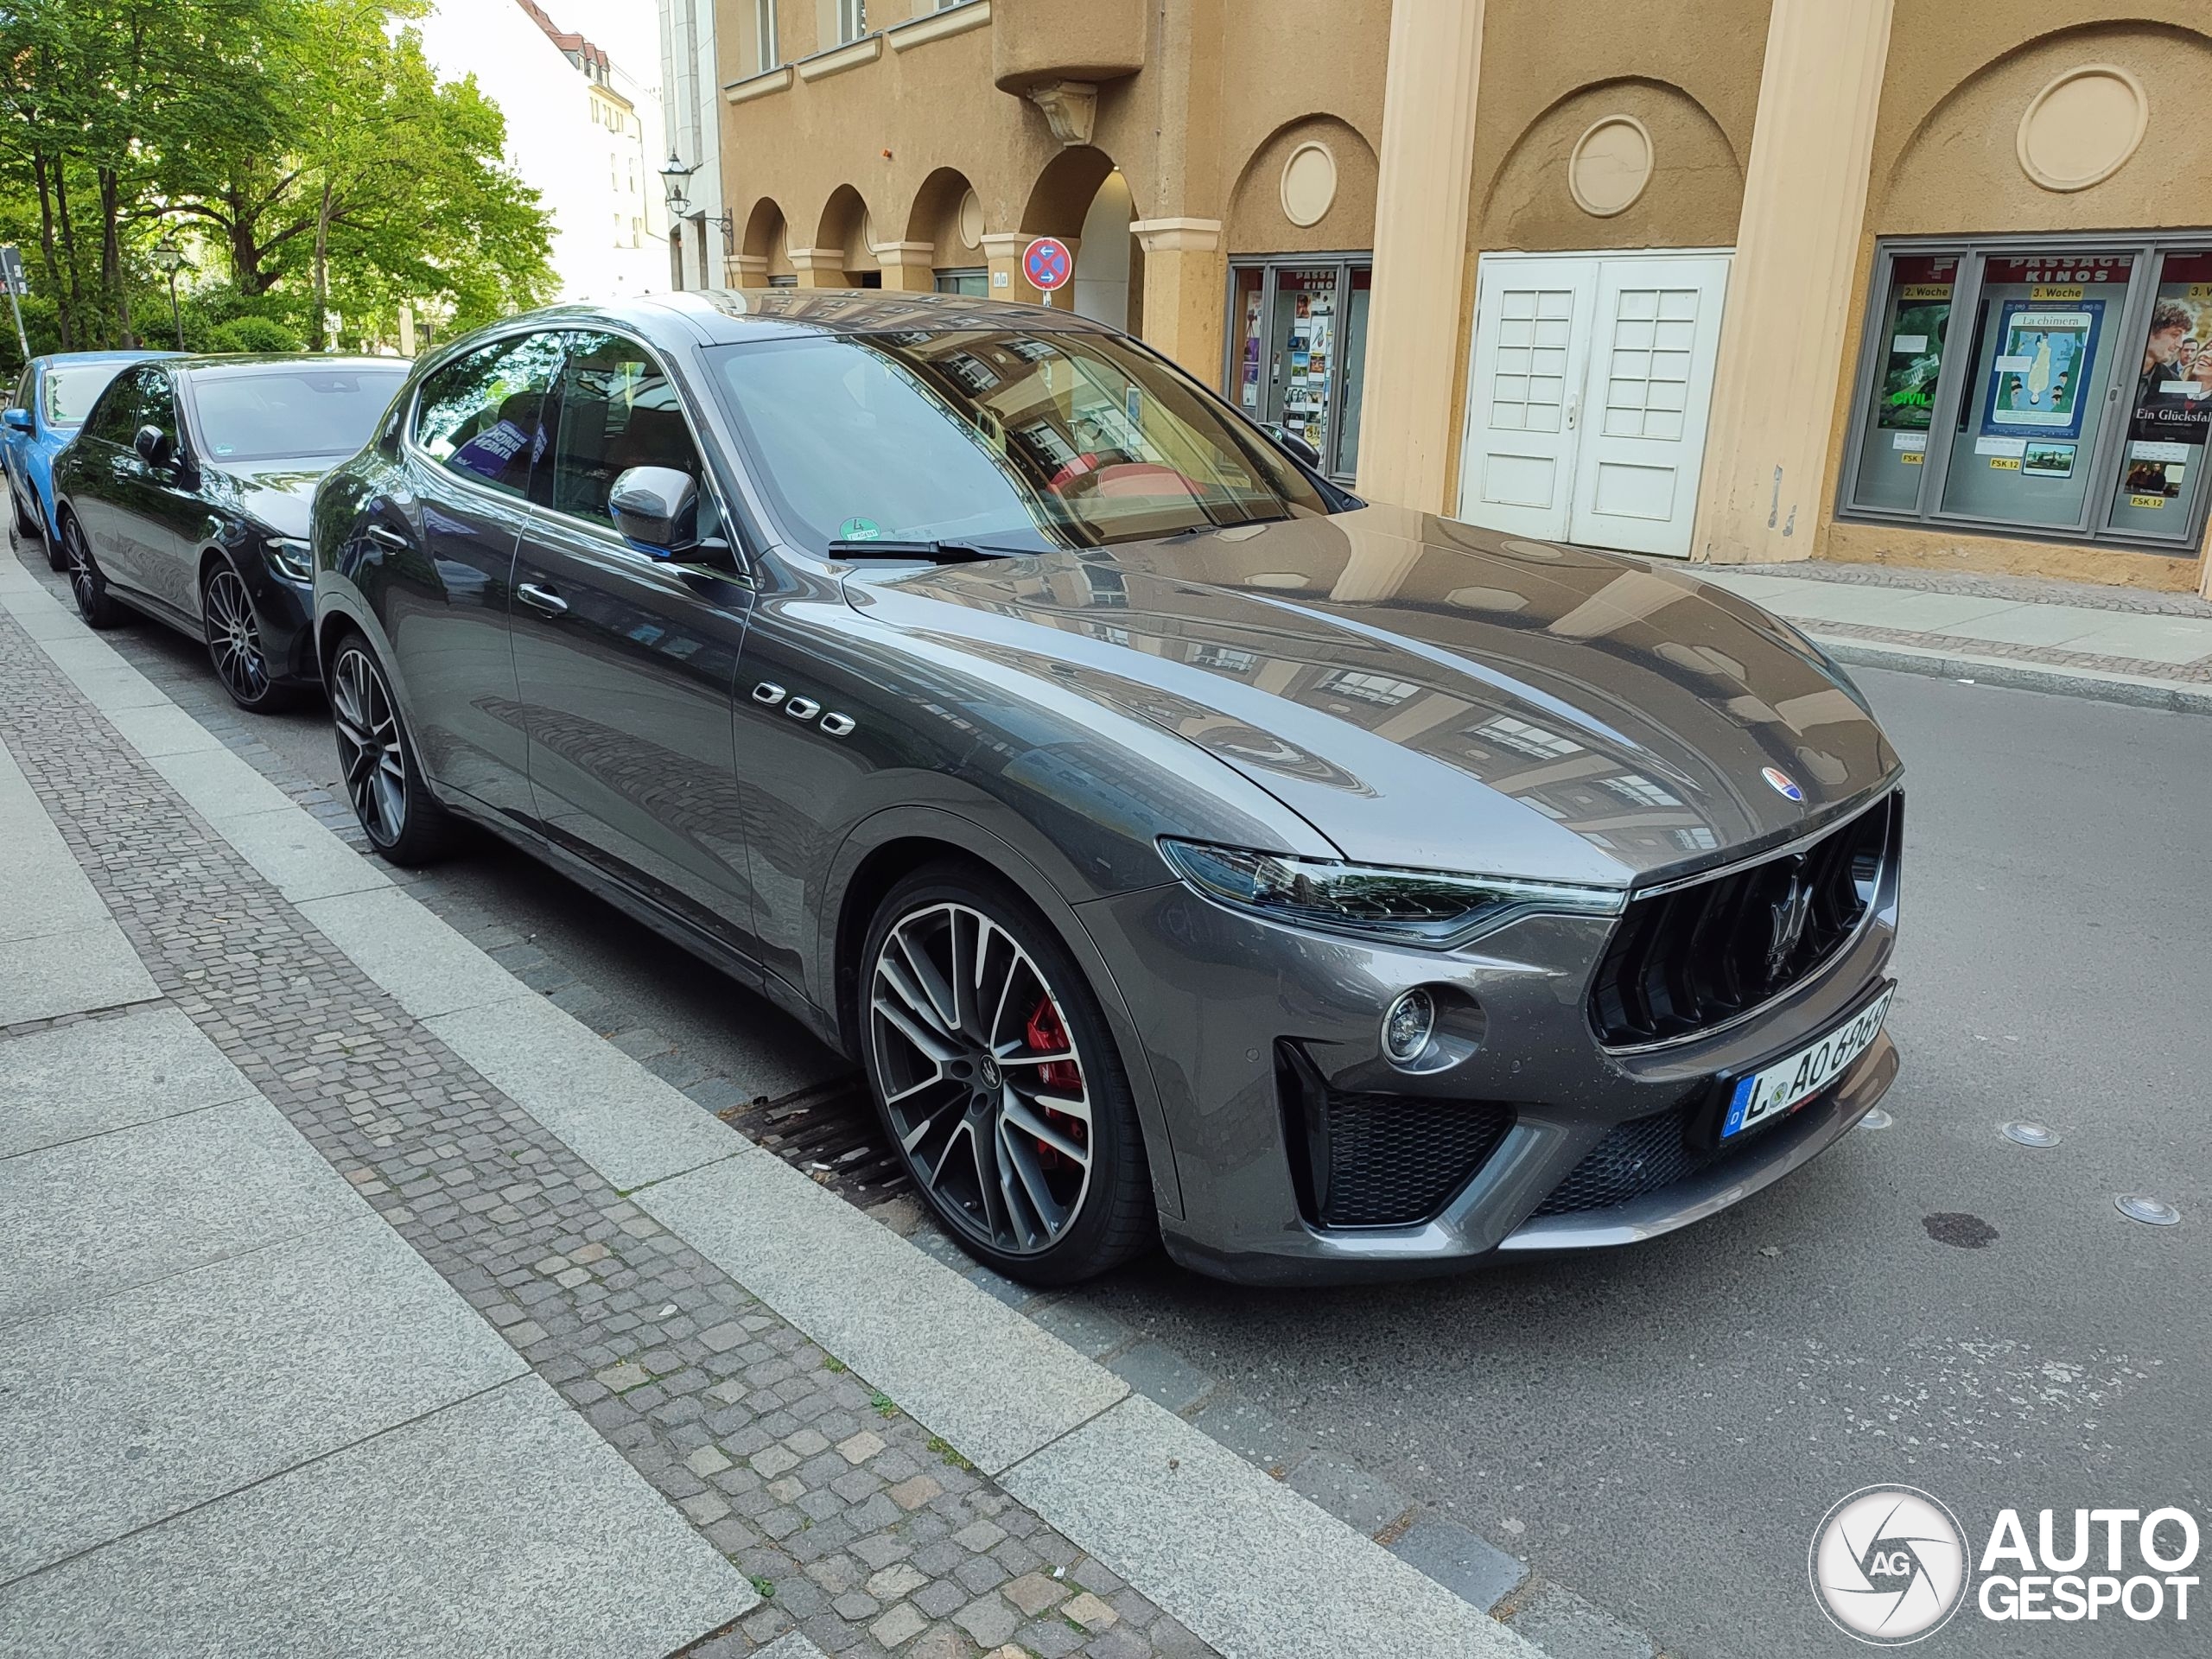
[[0, 601, 1212, 1659]]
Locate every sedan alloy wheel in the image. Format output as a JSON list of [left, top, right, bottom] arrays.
[[203, 566, 281, 709], [61, 517, 119, 628], [869, 899, 1096, 1258]]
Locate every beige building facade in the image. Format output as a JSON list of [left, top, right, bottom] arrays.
[[711, 0, 2212, 595]]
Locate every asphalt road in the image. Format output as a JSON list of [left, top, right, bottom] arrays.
[[26, 538, 2209, 1657]]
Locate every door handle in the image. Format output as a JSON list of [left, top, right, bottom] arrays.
[[1565, 391, 1581, 431], [517, 582, 569, 617], [364, 522, 408, 549]]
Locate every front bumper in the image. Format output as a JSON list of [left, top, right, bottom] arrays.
[[245, 566, 321, 686], [1075, 811, 1902, 1286]]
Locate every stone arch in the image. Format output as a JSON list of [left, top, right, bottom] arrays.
[[1475, 76, 1742, 251], [1019, 147, 1142, 323], [1227, 114, 1380, 254], [1879, 19, 2212, 235], [906, 166, 984, 275], [741, 197, 791, 282], [1020, 146, 1121, 242], [814, 183, 878, 285]]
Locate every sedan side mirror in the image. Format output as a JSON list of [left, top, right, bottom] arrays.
[[2, 407, 30, 434], [133, 423, 175, 469], [608, 465, 699, 555], [1265, 422, 1323, 471]]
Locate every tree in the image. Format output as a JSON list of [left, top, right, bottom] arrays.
[[0, 0, 285, 347], [158, 2, 553, 342], [0, 0, 552, 359]]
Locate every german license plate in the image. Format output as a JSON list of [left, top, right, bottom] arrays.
[[1719, 986, 1894, 1141]]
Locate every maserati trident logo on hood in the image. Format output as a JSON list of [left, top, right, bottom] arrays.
[[1763, 766, 1805, 802]]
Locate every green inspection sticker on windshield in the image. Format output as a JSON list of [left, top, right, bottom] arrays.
[[837, 517, 881, 542]]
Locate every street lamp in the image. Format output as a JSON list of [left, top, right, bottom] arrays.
[[658, 151, 732, 289], [658, 151, 698, 219], [150, 232, 189, 351]]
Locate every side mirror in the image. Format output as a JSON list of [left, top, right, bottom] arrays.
[[1266, 423, 1323, 471], [608, 465, 699, 555], [133, 423, 175, 469], [3, 407, 30, 434]]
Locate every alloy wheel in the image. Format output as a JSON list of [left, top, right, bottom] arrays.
[[64, 520, 97, 614], [204, 568, 271, 703], [869, 901, 1094, 1255], [330, 644, 408, 847]]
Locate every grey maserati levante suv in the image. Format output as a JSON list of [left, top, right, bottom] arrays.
[[310, 291, 1902, 1286]]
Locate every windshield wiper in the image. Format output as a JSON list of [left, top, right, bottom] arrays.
[[1160, 512, 1291, 541], [826, 538, 1029, 563]]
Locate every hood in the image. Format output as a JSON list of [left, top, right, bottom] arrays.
[[840, 505, 1901, 887], [200, 459, 327, 541]]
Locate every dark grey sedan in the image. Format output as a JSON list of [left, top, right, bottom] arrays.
[[310, 292, 1902, 1286]]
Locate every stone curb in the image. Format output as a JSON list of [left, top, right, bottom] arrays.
[[0, 556, 1550, 1659], [1812, 632, 2212, 718]]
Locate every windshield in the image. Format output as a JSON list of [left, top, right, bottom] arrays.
[[190, 367, 409, 463], [704, 328, 1336, 555], [44, 362, 131, 428]]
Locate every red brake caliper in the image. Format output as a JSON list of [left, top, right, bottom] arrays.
[[1024, 996, 1085, 1168]]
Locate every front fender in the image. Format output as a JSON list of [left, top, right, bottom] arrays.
[[815, 802, 1186, 1223]]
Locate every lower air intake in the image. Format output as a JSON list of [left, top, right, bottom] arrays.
[[1279, 1046, 1514, 1228]]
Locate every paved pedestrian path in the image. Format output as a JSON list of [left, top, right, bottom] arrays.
[[0, 682, 749, 1653], [1695, 560, 2212, 712], [0, 557, 1542, 1656]]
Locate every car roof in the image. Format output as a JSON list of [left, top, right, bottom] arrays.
[[477, 289, 1122, 350], [35, 350, 184, 368], [169, 353, 410, 379]]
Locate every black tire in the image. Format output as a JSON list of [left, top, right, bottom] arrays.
[[60, 513, 123, 628], [327, 629, 456, 866], [11, 480, 41, 541], [42, 504, 68, 570], [201, 563, 299, 713], [860, 861, 1155, 1286]]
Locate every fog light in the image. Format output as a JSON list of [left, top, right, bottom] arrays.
[[1382, 988, 1436, 1067]]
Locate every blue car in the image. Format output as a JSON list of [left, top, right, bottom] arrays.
[[4, 351, 181, 567]]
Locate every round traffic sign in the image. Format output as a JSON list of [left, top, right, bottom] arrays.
[[1022, 236, 1073, 293]]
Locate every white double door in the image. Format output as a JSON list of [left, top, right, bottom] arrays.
[[1456, 251, 1731, 558]]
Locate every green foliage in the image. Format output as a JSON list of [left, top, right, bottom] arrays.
[[0, 0, 553, 369], [925, 1435, 975, 1471], [204, 315, 305, 354]]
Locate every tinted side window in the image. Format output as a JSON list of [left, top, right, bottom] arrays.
[[411, 332, 565, 499], [84, 368, 156, 447], [550, 331, 705, 528], [138, 370, 180, 449]]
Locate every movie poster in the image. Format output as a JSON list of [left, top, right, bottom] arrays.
[[2125, 286, 2212, 451], [1875, 300, 1948, 432], [1980, 300, 2104, 441]]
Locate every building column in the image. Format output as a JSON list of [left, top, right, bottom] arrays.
[[726, 253, 768, 289], [1352, 0, 1486, 513], [1692, 0, 1895, 563], [874, 242, 939, 293], [1130, 218, 1224, 384], [787, 248, 849, 289]]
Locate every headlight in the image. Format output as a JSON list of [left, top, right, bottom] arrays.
[[266, 537, 313, 582], [1158, 839, 1625, 949]]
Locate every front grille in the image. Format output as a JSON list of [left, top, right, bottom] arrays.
[[1531, 1104, 1716, 1217], [1278, 1047, 1514, 1229], [1588, 792, 1899, 1047]]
